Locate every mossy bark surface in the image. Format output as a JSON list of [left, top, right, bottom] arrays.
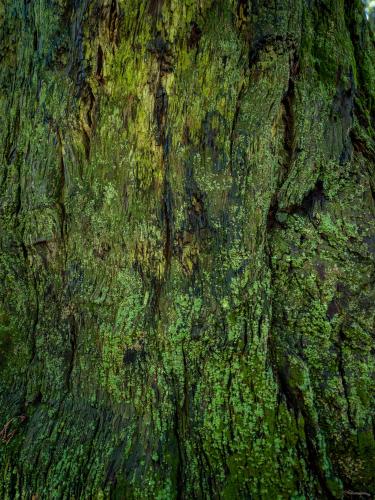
[[0, 1, 375, 498]]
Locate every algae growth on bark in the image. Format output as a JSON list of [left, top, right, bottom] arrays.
[[0, 0, 374, 498]]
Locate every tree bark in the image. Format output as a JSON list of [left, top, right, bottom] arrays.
[[0, 0, 374, 498]]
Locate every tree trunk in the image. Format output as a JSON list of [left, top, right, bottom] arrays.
[[0, 0, 374, 498]]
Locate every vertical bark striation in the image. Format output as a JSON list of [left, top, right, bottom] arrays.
[[0, 0, 374, 498]]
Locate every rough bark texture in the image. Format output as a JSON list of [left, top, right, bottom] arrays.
[[0, 0, 374, 498]]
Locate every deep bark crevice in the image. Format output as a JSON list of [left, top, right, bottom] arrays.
[[0, 1, 374, 498]]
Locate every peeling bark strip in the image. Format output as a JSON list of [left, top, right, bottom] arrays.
[[0, 1, 375, 498]]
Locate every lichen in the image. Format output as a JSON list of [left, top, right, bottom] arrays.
[[0, 0, 374, 498]]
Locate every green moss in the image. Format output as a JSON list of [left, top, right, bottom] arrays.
[[0, 0, 374, 498]]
